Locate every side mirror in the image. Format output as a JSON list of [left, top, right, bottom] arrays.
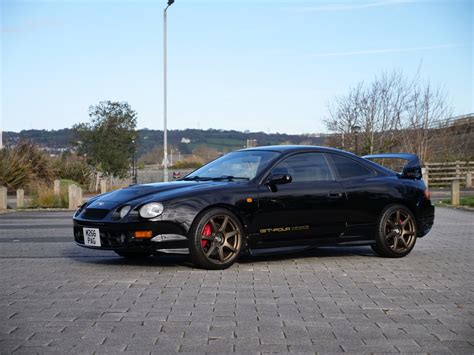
[[266, 174, 292, 188]]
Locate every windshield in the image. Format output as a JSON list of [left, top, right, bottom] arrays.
[[184, 150, 280, 181]]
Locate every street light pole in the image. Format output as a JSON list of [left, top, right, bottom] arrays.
[[351, 125, 361, 155], [163, 0, 174, 182]]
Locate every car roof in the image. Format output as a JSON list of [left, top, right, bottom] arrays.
[[239, 145, 354, 155], [240, 145, 394, 176]]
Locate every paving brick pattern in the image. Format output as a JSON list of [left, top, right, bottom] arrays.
[[0, 208, 472, 354]]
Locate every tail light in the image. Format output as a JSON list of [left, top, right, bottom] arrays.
[[424, 189, 431, 200]]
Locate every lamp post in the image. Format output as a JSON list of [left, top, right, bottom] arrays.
[[163, 0, 174, 182], [351, 125, 361, 155], [131, 139, 137, 184]]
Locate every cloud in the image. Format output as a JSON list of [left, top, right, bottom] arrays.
[[310, 44, 462, 57], [293, 0, 417, 12]]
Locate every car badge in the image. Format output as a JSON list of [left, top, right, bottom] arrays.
[[97, 202, 105, 206]]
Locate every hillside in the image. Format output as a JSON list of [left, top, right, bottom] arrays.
[[3, 128, 327, 157]]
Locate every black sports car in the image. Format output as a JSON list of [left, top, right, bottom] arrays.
[[73, 146, 434, 269]]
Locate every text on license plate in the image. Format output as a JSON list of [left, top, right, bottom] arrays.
[[83, 228, 101, 247]]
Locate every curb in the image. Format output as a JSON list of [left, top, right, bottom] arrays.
[[0, 208, 75, 215]]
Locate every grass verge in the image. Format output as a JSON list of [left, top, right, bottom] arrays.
[[440, 196, 474, 208]]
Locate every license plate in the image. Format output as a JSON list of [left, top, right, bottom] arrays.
[[83, 228, 101, 247]]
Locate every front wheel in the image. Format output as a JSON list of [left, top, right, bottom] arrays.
[[189, 208, 244, 270], [372, 205, 417, 258]]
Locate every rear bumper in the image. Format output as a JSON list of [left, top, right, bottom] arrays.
[[417, 203, 435, 238], [73, 219, 188, 252]]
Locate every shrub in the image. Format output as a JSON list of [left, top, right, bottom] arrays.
[[138, 146, 163, 165], [171, 160, 203, 169], [0, 141, 55, 191], [30, 183, 68, 208], [53, 159, 92, 187], [0, 149, 32, 190], [15, 141, 54, 183]]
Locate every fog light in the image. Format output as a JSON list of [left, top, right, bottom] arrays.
[[134, 231, 153, 238]]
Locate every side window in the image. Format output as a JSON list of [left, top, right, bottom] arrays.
[[271, 153, 334, 182], [328, 154, 373, 179]]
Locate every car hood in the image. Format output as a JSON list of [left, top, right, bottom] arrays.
[[86, 180, 241, 209]]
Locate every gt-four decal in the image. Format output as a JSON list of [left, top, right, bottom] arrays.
[[259, 225, 309, 234]]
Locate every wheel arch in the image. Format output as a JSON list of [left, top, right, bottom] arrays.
[[381, 199, 418, 221], [188, 203, 250, 241]]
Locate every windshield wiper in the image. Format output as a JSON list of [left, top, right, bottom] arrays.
[[182, 176, 213, 181], [182, 176, 201, 181], [183, 175, 249, 182], [211, 175, 250, 181]]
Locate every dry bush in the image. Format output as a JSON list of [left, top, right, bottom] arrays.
[[30, 183, 68, 208], [138, 146, 164, 165], [0, 147, 33, 190], [15, 141, 55, 182], [0, 141, 55, 191], [52, 158, 92, 187], [171, 159, 203, 169]]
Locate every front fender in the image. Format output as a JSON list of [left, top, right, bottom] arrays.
[[160, 194, 258, 236]]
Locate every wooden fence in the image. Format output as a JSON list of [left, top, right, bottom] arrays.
[[425, 161, 474, 188]]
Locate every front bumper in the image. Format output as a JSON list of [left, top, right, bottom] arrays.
[[73, 219, 189, 252]]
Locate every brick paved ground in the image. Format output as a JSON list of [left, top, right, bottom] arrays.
[[0, 208, 472, 354]]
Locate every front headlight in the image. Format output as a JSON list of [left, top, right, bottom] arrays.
[[139, 202, 164, 218], [119, 205, 131, 219]]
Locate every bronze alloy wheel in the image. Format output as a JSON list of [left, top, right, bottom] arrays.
[[200, 214, 241, 263], [189, 208, 244, 269], [372, 205, 418, 258], [383, 209, 416, 253]]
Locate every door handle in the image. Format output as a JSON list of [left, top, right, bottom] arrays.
[[328, 192, 344, 199]]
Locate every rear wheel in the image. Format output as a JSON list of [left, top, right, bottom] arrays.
[[372, 205, 417, 258], [114, 250, 151, 258], [189, 208, 244, 270]]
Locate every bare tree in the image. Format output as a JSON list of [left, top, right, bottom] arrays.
[[400, 83, 451, 162], [324, 70, 452, 161], [325, 83, 365, 151]]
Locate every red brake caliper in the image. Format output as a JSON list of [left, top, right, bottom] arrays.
[[201, 223, 212, 248]]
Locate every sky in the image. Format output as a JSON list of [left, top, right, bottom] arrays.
[[1, 0, 472, 134]]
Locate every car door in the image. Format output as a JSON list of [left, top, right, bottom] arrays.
[[325, 153, 383, 235], [255, 152, 347, 243]]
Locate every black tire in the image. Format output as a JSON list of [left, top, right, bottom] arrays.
[[188, 208, 244, 270], [372, 204, 417, 258], [114, 250, 151, 258]]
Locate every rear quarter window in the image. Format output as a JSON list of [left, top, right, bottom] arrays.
[[328, 154, 374, 179]]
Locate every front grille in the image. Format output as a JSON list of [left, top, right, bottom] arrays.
[[74, 227, 152, 248], [82, 208, 109, 220]]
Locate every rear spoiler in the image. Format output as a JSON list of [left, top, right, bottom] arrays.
[[363, 153, 422, 180]]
